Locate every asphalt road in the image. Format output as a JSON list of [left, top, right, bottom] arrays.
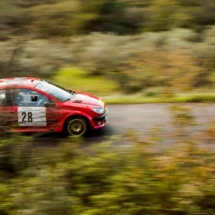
[[84, 103, 215, 149], [96, 103, 215, 135], [36, 103, 215, 149]]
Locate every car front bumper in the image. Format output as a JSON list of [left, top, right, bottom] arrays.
[[92, 109, 108, 130]]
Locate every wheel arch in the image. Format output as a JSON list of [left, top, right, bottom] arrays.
[[62, 113, 92, 132]]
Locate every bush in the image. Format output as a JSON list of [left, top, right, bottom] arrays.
[[0, 106, 215, 214], [119, 49, 204, 94], [1, 27, 215, 95], [144, 88, 163, 97], [0, 135, 33, 177]]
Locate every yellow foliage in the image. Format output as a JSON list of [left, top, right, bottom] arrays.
[[121, 49, 204, 95]]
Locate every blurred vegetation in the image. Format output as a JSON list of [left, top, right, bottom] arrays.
[[2, 0, 215, 37], [1, 106, 215, 214], [1, 0, 215, 97], [52, 67, 117, 95], [2, 2, 215, 213]]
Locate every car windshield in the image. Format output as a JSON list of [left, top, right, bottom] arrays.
[[35, 80, 72, 102]]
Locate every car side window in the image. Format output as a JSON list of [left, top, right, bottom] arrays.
[[0, 90, 6, 106], [10, 89, 50, 107]]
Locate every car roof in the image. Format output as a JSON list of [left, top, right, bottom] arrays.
[[0, 77, 41, 89]]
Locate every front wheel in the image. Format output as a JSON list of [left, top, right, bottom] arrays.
[[66, 118, 88, 137]]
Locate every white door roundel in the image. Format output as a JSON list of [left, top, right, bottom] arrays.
[[18, 107, 47, 126]]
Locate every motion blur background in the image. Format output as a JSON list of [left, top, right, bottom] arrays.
[[1, 0, 215, 100], [2, 1, 215, 215]]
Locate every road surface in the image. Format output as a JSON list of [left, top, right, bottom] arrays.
[[93, 103, 215, 135], [36, 103, 215, 149]]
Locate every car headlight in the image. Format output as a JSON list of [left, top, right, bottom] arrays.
[[99, 99, 104, 106], [91, 108, 104, 114]]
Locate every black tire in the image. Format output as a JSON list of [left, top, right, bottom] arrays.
[[66, 117, 88, 137]]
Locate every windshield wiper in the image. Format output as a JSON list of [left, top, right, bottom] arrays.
[[64, 97, 71, 102], [70, 90, 76, 97]]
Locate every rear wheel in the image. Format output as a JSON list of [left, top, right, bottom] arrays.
[[66, 117, 88, 137]]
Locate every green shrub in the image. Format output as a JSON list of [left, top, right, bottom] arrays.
[[144, 88, 163, 97], [0, 106, 215, 214], [188, 94, 215, 102], [0, 135, 33, 177], [1, 27, 215, 95]]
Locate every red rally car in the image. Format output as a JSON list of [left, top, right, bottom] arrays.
[[0, 77, 108, 136]]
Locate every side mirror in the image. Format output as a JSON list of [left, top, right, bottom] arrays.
[[44, 101, 55, 107]]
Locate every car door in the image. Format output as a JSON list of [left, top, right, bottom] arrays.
[[9, 88, 61, 132], [0, 88, 15, 131]]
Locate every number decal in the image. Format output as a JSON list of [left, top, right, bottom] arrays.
[[28, 112, 33, 122], [22, 112, 33, 122], [18, 107, 46, 126], [22, 112, 26, 122]]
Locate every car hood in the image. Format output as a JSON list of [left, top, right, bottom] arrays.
[[71, 92, 104, 107]]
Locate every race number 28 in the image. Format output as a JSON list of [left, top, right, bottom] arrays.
[[22, 112, 33, 122], [18, 107, 46, 126]]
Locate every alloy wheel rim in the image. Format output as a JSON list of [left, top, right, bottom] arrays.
[[68, 119, 86, 136]]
